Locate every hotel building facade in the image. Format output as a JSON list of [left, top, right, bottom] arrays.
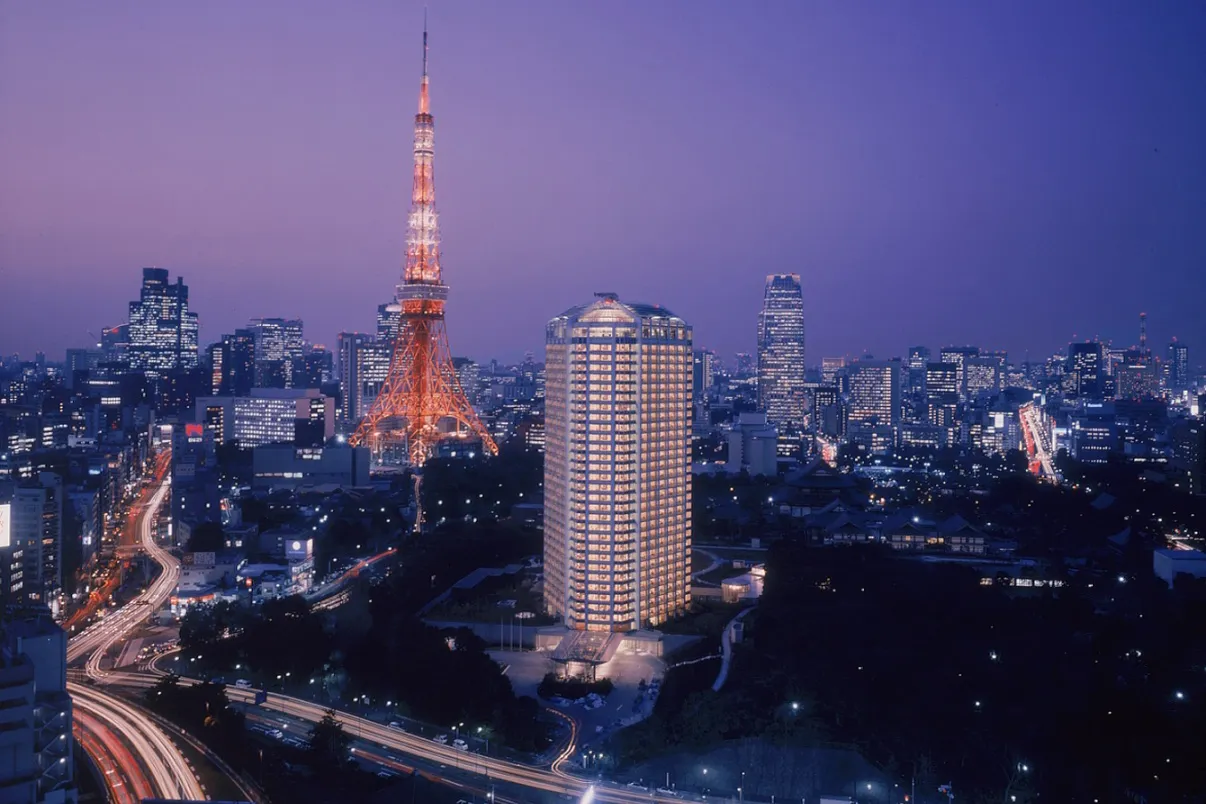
[[543, 294, 692, 632]]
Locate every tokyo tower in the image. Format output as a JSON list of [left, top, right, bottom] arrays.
[[351, 26, 498, 468]]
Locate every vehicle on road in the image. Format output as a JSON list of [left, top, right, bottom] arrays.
[[235, 679, 252, 689], [433, 734, 448, 744]]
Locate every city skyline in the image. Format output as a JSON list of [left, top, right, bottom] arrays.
[[3, 2, 1206, 362]]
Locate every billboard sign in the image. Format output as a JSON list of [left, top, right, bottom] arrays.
[[0, 503, 9, 549], [286, 538, 313, 561]]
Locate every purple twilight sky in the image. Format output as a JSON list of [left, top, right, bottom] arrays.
[[2, 1, 1205, 366]]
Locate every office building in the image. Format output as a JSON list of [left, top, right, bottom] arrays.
[[821, 357, 846, 385], [66, 489, 100, 567], [1167, 340, 1190, 391], [209, 329, 256, 396], [543, 294, 692, 631], [1066, 342, 1104, 399], [171, 424, 220, 540], [925, 362, 959, 445], [756, 274, 807, 430], [1115, 357, 1159, 400], [197, 389, 335, 449], [1171, 418, 1205, 495], [0, 614, 75, 804], [99, 324, 129, 364], [377, 302, 401, 342], [726, 412, 778, 477], [7, 474, 63, 614], [1070, 402, 1116, 464], [336, 333, 392, 427], [297, 347, 333, 389], [963, 356, 1002, 398], [252, 444, 371, 490], [127, 268, 199, 378], [939, 346, 979, 398], [692, 349, 716, 400], [0, 503, 23, 606], [847, 359, 901, 454], [907, 346, 931, 396], [811, 384, 843, 438], [848, 360, 901, 428], [247, 318, 304, 388]]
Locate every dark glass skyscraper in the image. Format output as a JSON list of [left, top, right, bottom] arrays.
[[127, 267, 198, 378], [757, 273, 807, 430], [248, 318, 304, 388], [1067, 341, 1104, 399], [1167, 340, 1190, 391]]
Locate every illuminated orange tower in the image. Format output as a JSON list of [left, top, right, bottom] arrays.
[[351, 26, 497, 467]]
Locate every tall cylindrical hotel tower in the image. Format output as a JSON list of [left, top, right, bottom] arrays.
[[543, 294, 693, 631]]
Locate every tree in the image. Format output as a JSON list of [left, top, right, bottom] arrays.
[[308, 709, 351, 766]]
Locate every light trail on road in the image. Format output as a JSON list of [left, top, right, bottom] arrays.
[[67, 452, 207, 802], [74, 708, 149, 804], [1019, 402, 1056, 479], [70, 681, 205, 801], [110, 663, 687, 804]]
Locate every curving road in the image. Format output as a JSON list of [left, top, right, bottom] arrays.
[[109, 661, 692, 804], [68, 455, 206, 802], [70, 681, 205, 800], [68, 481, 180, 671], [73, 707, 151, 804]]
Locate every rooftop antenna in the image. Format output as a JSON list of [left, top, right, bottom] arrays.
[[1139, 311, 1147, 351], [422, 8, 429, 77]]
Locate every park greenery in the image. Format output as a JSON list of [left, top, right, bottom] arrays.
[[178, 518, 550, 752], [615, 542, 1206, 802]]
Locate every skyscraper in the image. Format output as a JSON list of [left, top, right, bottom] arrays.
[[1067, 341, 1104, 399], [907, 346, 931, 397], [127, 267, 199, 378], [209, 329, 256, 396], [544, 294, 692, 631], [248, 318, 304, 388], [925, 362, 959, 445], [692, 349, 715, 400], [337, 333, 392, 427], [847, 359, 901, 453], [1167, 339, 1190, 391], [8, 473, 63, 614], [939, 346, 980, 399], [757, 274, 807, 431]]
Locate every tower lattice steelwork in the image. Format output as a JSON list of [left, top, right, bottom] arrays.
[[351, 27, 497, 466]]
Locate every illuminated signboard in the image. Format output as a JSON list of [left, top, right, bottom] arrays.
[[0, 503, 9, 549], [285, 538, 313, 561]]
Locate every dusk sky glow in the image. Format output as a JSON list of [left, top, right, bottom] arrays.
[[3, 1, 1205, 364]]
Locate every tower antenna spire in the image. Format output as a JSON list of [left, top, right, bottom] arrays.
[[352, 13, 497, 485]]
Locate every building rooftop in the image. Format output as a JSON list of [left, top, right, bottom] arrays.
[[1154, 548, 1206, 560]]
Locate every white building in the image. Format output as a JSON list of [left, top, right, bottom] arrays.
[[543, 294, 693, 631], [1153, 548, 1206, 588], [727, 412, 778, 477]]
